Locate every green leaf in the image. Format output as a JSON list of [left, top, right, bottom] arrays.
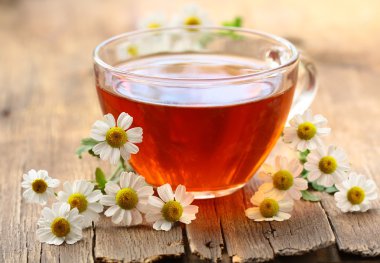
[[75, 138, 99, 158], [95, 167, 107, 192], [325, 185, 338, 194], [301, 190, 321, 202], [299, 149, 310, 164], [222, 16, 243, 27], [311, 181, 325, 192], [301, 168, 309, 179]]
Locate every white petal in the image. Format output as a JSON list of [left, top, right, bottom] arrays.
[[157, 184, 174, 202], [124, 210, 132, 226], [58, 203, 71, 217], [88, 202, 103, 213], [105, 182, 120, 195], [105, 205, 120, 217], [275, 156, 288, 170], [174, 185, 186, 203], [277, 211, 291, 220], [258, 182, 274, 193], [130, 209, 143, 225], [148, 196, 165, 208], [145, 212, 163, 223], [183, 205, 198, 215], [120, 146, 131, 161], [125, 142, 139, 154], [287, 189, 302, 200], [137, 186, 154, 197], [153, 219, 166, 230], [22, 188, 35, 200], [111, 208, 125, 224], [103, 113, 116, 127], [119, 172, 132, 188], [317, 174, 334, 187], [109, 148, 121, 165], [161, 221, 173, 231], [41, 207, 56, 221], [126, 127, 143, 143], [87, 190, 103, 203], [101, 195, 117, 206], [245, 207, 261, 219], [296, 140, 308, 152], [47, 178, 60, 188], [307, 170, 322, 181], [294, 178, 308, 190], [117, 112, 133, 130]]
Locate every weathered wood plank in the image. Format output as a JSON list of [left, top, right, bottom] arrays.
[[312, 65, 380, 256], [216, 190, 274, 263], [95, 216, 184, 262], [244, 178, 335, 256], [185, 200, 224, 262]]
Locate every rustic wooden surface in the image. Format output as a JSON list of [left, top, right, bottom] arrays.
[[1, 0, 380, 262]]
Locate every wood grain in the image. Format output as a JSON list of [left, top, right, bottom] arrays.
[[185, 200, 224, 262], [312, 65, 380, 257], [95, 217, 184, 262]]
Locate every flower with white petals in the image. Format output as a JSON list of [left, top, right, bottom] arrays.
[[90, 112, 143, 165], [138, 13, 166, 29], [22, 169, 60, 205], [283, 109, 331, 151], [245, 191, 293, 221], [100, 172, 153, 226], [57, 180, 103, 228], [145, 184, 198, 231], [304, 145, 350, 187], [172, 4, 212, 27], [334, 172, 378, 212], [258, 156, 308, 200], [37, 203, 83, 245]]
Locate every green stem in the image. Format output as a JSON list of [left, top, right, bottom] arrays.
[[109, 160, 124, 181]]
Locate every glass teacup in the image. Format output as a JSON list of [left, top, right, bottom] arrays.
[[93, 27, 317, 199]]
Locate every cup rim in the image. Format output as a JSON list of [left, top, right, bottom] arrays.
[[93, 26, 299, 84]]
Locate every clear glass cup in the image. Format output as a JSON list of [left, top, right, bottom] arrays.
[[93, 26, 317, 199]]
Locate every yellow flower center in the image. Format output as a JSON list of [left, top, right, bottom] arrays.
[[184, 16, 201, 26], [259, 198, 279, 218], [347, 186, 365, 205], [318, 156, 337, 174], [147, 22, 161, 29], [68, 193, 88, 213], [273, 170, 294, 190], [31, 179, 48, 194], [297, 122, 317, 140], [51, 217, 70, 237], [115, 188, 138, 210], [161, 200, 183, 222], [127, 45, 138, 57], [106, 127, 128, 148]]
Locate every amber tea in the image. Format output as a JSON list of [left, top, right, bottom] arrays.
[[96, 52, 297, 198]]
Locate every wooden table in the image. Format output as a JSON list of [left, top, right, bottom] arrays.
[[1, 0, 380, 262]]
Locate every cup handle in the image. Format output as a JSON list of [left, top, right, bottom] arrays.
[[288, 53, 318, 120]]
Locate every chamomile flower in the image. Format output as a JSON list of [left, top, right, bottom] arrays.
[[334, 172, 378, 212], [283, 109, 331, 151], [138, 13, 166, 29], [90, 112, 143, 165], [172, 4, 212, 27], [100, 172, 153, 226], [57, 180, 103, 228], [116, 41, 142, 61], [304, 145, 350, 187], [245, 191, 293, 221], [258, 156, 308, 200], [145, 184, 198, 231], [37, 203, 83, 245], [21, 169, 60, 205]]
